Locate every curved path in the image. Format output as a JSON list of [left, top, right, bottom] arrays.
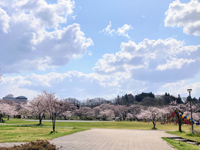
[[0, 129, 177, 150]]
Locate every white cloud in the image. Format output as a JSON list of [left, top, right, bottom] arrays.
[[0, 0, 74, 29], [94, 38, 200, 83], [100, 21, 132, 38], [0, 71, 144, 99], [116, 24, 133, 38], [2, 68, 200, 100], [88, 51, 92, 56], [165, 0, 200, 36], [100, 21, 115, 36], [2, 37, 200, 99], [71, 15, 76, 20], [159, 80, 200, 98], [0, 75, 38, 99], [0, 0, 93, 74], [156, 58, 196, 71], [0, 7, 10, 33]]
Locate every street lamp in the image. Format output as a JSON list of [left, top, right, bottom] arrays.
[[187, 89, 193, 134]]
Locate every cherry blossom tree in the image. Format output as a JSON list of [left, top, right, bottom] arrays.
[[0, 100, 19, 121], [99, 104, 115, 111], [114, 105, 128, 120], [0, 102, 4, 122], [159, 106, 171, 124], [137, 107, 162, 129], [127, 113, 133, 121], [60, 101, 75, 120], [128, 105, 144, 119], [43, 90, 74, 132], [93, 104, 116, 120], [136, 109, 150, 123], [62, 111, 72, 120], [193, 113, 200, 121], [99, 110, 115, 120], [43, 90, 61, 131], [75, 107, 95, 119], [3, 103, 18, 120], [93, 106, 101, 119], [74, 108, 84, 119], [18, 108, 30, 119], [93, 104, 129, 121], [25, 94, 46, 125]]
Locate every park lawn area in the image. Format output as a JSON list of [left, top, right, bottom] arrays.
[[166, 131, 200, 142], [2, 118, 200, 131], [0, 125, 87, 143], [43, 122, 200, 131], [1, 118, 40, 126], [162, 137, 200, 150]]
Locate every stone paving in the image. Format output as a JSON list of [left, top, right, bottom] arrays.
[[0, 129, 178, 150]]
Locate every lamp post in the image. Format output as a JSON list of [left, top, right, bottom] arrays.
[[187, 89, 193, 134]]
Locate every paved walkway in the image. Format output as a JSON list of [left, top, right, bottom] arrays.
[[0, 129, 177, 150]]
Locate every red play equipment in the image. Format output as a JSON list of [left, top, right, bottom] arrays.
[[170, 111, 191, 125]]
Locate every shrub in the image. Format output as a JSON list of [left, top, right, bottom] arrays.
[[0, 140, 61, 150]]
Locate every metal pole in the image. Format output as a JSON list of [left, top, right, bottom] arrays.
[[189, 92, 194, 134]]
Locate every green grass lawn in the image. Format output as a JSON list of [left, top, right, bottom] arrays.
[[2, 118, 200, 144], [163, 130, 200, 150], [0, 125, 87, 143], [166, 131, 200, 142], [1, 118, 40, 126], [162, 137, 200, 150], [2, 118, 200, 131]]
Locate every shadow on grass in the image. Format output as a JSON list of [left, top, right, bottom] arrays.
[[49, 131, 58, 134], [151, 127, 157, 130], [173, 131, 186, 133], [36, 124, 44, 126]]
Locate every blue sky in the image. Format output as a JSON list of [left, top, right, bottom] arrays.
[[0, 0, 200, 100]]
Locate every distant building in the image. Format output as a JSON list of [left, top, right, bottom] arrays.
[[3, 94, 27, 104]]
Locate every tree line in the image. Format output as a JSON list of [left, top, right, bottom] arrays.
[[66, 92, 200, 108], [1, 90, 200, 131]]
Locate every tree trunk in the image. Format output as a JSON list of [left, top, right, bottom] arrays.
[[64, 116, 67, 120], [0, 114, 2, 122], [7, 115, 9, 120], [39, 114, 42, 125], [176, 113, 182, 132], [152, 116, 156, 129], [52, 113, 56, 132], [43, 114, 45, 119], [153, 121, 156, 129], [53, 120, 55, 132]]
